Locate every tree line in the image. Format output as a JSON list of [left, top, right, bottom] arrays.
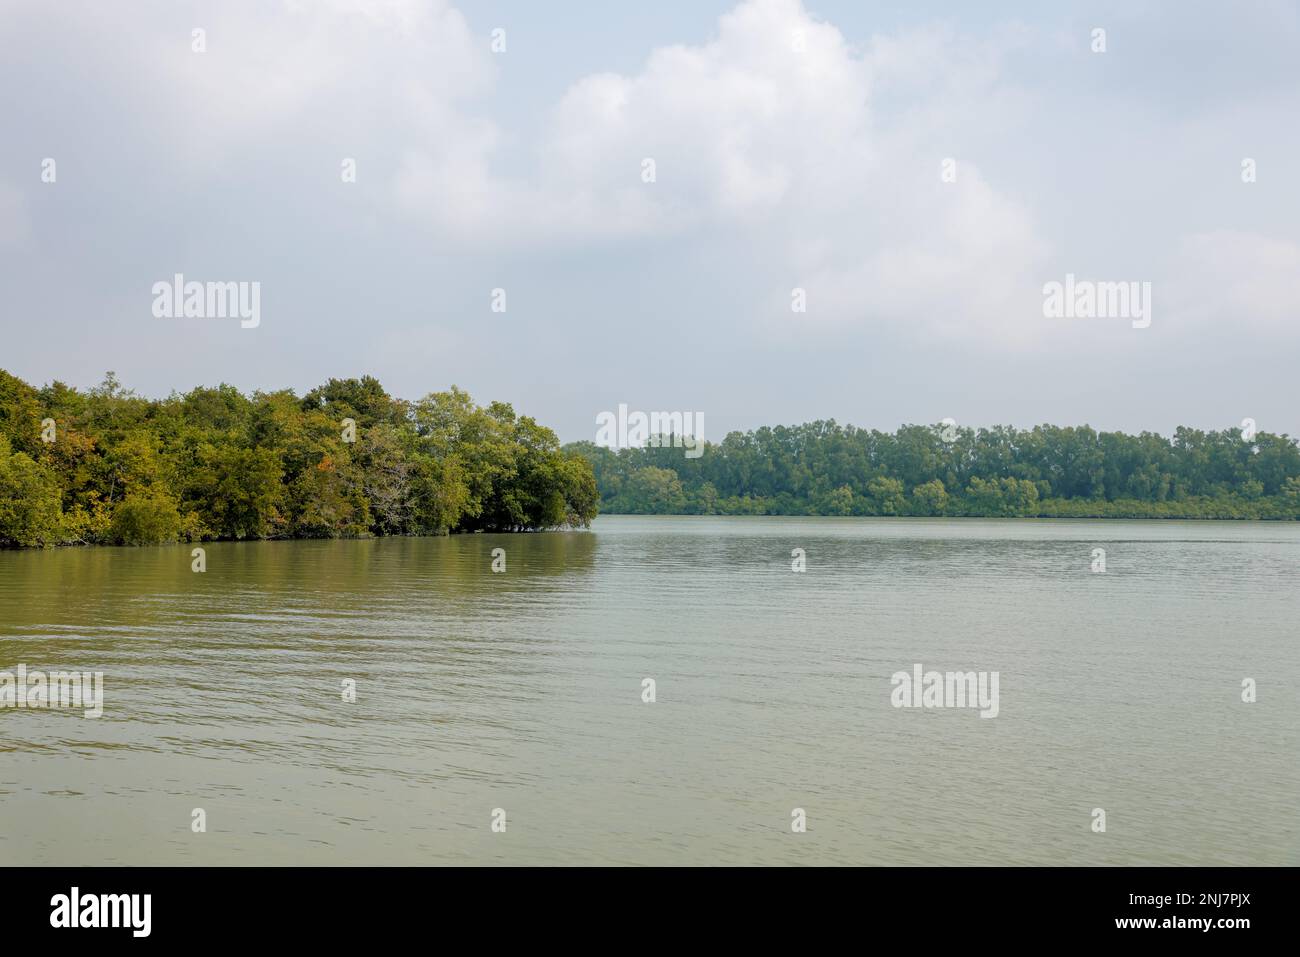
[[567, 420, 1300, 520], [0, 369, 598, 547]]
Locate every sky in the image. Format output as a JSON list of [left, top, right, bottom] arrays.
[[1, 0, 1297, 444]]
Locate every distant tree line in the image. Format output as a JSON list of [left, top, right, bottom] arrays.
[[0, 369, 598, 547], [567, 420, 1300, 520]]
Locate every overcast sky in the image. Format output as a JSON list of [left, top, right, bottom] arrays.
[[2, 0, 1297, 444]]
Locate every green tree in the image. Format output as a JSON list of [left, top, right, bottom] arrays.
[[187, 445, 285, 539], [109, 490, 182, 545], [910, 478, 949, 516], [866, 476, 905, 516], [620, 467, 687, 513], [817, 484, 854, 516], [0, 435, 65, 546]]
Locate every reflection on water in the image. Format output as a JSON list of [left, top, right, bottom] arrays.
[[1, 517, 1296, 865]]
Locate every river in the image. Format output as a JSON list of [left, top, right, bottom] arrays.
[[2, 516, 1296, 865]]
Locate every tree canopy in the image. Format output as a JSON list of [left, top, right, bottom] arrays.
[[0, 369, 597, 547], [567, 420, 1300, 520]]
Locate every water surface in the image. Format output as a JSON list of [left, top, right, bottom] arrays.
[[1, 516, 1296, 865]]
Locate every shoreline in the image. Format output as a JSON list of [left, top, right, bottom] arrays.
[[5, 509, 1298, 551]]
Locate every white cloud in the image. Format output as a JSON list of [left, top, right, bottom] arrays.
[[518, 0, 1049, 342]]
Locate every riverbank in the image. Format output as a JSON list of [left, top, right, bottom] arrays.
[[595, 495, 1300, 521]]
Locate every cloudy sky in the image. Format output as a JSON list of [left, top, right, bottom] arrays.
[[1, 0, 1297, 443]]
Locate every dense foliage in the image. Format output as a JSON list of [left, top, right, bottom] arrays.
[[568, 421, 1300, 520], [0, 369, 598, 547]]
